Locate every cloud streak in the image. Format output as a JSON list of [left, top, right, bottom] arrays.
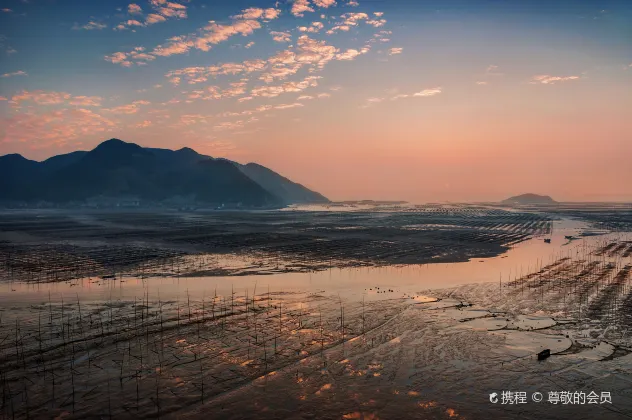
[[1, 70, 27, 78], [529, 74, 580, 84], [73, 21, 107, 30], [9, 90, 103, 107]]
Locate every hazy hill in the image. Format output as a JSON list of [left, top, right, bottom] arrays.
[[501, 193, 557, 205], [237, 162, 329, 205], [0, 139, 329, 208]]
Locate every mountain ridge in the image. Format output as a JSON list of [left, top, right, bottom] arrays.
[[0, 139, 329, 208]]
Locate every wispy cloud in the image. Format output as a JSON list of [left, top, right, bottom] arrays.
[[274, 102, 304, 110], [108, 8, 275, 64], [485, 64, 504, 76], [364, 87, 442, 107], [149, 0, 187, 19], [2, 108, 115, 149], [69, 96, 104, 106], [106, 105, 139, 114], [73, 21, 107, 30], [388, 47, 402, 55], [232, 7, 280, 20], [1, 70, 27, 78], [251, 76, 322, 98], [165, 60, 266, 85], [115, 0, 187, 30], [0, 35, 17, 55], [529, 74, 580, 84], [135, 120, 152, 128], [413, 87, 442, 97], [104, 47, 155, 67], [360, 97, 385, 108], [10, 90, 103, 107], [326, 11, 386, 34]]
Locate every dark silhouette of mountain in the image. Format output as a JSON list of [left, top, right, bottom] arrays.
[[237, 163, 329, 205], [0, 139, 329, 207], [40, 151, 88, 174], [0, 154, 43, 200], [501, 193, 557, 205]]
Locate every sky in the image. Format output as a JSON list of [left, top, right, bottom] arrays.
[[0, 0, 631, 203]]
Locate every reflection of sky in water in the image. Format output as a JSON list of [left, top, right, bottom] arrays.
[[1, 218, 629, 307]]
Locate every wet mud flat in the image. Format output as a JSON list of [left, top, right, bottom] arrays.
[[0, 205, 631, 419], [497, 202, 632, 232], [1, 257, 632, 419], [0, 206, 551, 283]]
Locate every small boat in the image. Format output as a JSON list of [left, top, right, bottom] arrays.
[[544, 238, 551, 244], [537, 349, 551, 360]]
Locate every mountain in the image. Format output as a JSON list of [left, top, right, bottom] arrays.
[[501, 193, 557, 205], [0, 139, 329, 208], [0, 154, 43, 201], [237, 162, 329, 205], [40, 151, 88, 174]]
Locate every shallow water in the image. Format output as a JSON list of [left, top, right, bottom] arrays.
[[0, 218, 628, 307]]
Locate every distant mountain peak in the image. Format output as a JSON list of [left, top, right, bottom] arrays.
[[94, 138, 142, 151], [1, 153, 30, 161], [502, 193, 556, 205], [175, 147, 202, 158]]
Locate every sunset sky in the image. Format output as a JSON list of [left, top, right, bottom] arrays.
[[1, 0, 631, 202]]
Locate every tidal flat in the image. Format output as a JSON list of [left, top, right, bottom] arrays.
[[0, 204, 631, 419]]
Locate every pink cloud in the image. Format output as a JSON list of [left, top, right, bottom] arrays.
[[299, 22, 325, 33], [251, 75, 321, 98], [1, 108, 115, 149], [104, 47, 156, 66], [233, 7, 281, 20], [105, 104, 140, 114], [270, 31, 292, 43], [10, 90, 103, 107], [145, 13, 167, 25], [313, 0, 336, 7], [291, 0, 314, 17], [336, 48, 362, 60], [128, 3, 142, 14], [135, 120, 152, 128]]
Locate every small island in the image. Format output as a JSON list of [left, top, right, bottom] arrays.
[[501, 193, 557, 205]]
